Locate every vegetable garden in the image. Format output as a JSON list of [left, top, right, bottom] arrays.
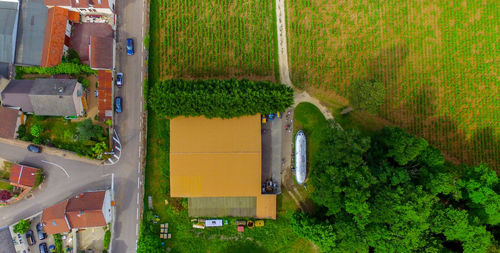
[[286, 0, 499, 169], [149, 0, 278, 82]]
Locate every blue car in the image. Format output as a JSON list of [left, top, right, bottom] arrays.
[[27, 144, 41, 153], [126, 38, 134, 55], [115, 97, 122, 113], [39, 243, 48, 253]]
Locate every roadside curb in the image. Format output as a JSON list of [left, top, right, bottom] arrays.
[[0, 137, 102, 166]]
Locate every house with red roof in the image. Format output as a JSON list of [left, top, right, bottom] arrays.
[[42, 190, 112, 234], [9, 164, 40, 188]]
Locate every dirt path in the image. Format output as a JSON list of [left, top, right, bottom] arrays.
[[275, 0, 292, 87], [294, 91, 334, 120]]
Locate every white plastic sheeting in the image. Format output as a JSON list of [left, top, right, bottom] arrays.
[[295, 130, 306, 185]]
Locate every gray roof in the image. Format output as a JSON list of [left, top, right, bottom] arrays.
[[0, 226, 15, 253], [0, 1, 19, 64], [1, 79, 81, 116], [1, 79, 34, 112], [14, 0, 48, 66]]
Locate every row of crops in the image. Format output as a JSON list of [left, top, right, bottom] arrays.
[[153, 0, 277, 81], [286, 0, 499, 169]]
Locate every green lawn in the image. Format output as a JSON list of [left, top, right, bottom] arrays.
[[149, 0, 278, 82], [20, 116, 108, 158], [293, 102, 329, 161], [142, 111, 315, 252], [0, 181, 13, 191], [287, 0, 499, 170]]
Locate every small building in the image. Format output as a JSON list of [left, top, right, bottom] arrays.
[[170, 115, 276, 219], [1, 78, 85, 116], [0, 107, 21, 139], [0, 0, 20, 77], [9, 163, 39, 188], [44, 0, 115, 15], [89, 35, 112, 70], [97, 70, 112, 120], [42, 190, 112, 235]]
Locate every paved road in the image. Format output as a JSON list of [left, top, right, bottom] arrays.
[[0, 1, 147, 252]]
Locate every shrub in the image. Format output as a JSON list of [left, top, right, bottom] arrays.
[[78, 76, 90, 88], [0, 190, 11, 202], [16, 63, 96, 77], [54, 233, 63, 253], [149, 79, 294, 118], [13, 219, 31, 234], [30, 124, 43, 137], [104, 229, 111, 250]]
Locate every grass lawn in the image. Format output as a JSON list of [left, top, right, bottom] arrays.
[[20, 116, 108, 158], [149, 0, 278, 82], [293, 102, 329, 161], [142, 111, 316, 252], [286, 0, 499, 170], [0, 180, 13, 191]]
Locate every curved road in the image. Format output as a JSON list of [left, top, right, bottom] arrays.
[[0, 0, 146, 252]]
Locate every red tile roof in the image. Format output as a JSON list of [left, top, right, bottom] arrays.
[[66, 191, 107, 228], [0, 107, 19, 139], [89, 36, 113, 69], [41, 7, 68, 67], [42, 200, 71, 234], [9, 164, 39, 188], [97, 70, 112, 121], [68, 11, 80, 22]]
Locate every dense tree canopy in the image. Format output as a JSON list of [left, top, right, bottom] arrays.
[[148, 79, 294, 118], [291, 126, 499, 253]]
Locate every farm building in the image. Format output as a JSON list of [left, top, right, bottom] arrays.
[[170, 115, 276, 219]]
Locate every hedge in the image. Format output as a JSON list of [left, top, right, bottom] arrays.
[[149, 79, 294, 118], [16, 63, 96, 78]]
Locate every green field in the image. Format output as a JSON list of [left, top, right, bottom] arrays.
[[286, 0, 499, 169], [149, 0, 278, 81]]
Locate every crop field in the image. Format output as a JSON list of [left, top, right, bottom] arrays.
[[149, 0, 278, 82], [286, 0, 499, 169]]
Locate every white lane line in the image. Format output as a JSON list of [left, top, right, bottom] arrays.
[[138, 147, 141, 158], [141, 75, 143, 82], [115, 146, 121, 151], [137, 163, 141, 173], [41, 160, 70, 178], [113, 154, 119, 159], [137, 192, 139, 205], [139, 131, 142, 140], [137, 208, 139, 220], [137, 178, 140, 189], [136, 224, 139, 236]]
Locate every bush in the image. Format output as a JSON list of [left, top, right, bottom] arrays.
[[0, 190, 11, 202], [78, 76, 90, 88], [63, 49, 81, 64], [104, 229, 111, 250], [16, 63, 96, 77], [14, 219, 31, 234], [30, 124, 43, 137], [54, 233, 63, 253], [149, 79, 294, 118]]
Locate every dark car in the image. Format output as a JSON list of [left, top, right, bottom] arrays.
[[116, 72, 123, 87], [39, 243, 48, 253], [126, 38, 134, 55], [36, 223, 47, 240], [26, 230, 35, 246], [49, 245, 56, 253], [27, 144, 41, 153], [115, 97, 122, 113]]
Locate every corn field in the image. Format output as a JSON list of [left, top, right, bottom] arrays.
[[149, 0, 277, 82], [287, 0, 499, 169]]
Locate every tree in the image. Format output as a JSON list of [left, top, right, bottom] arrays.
[[348, 79, 386, 114], [90, 142, 108, 159], [377, 127, 428, 166], [458, 165, 500, 225], [77, 119, 106, 141], [30, 124, 43, 138], [14, 219, 31, 234], [290, 212, 338, 252]]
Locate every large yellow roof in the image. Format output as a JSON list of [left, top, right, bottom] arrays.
[[170, 115, 262, 197]]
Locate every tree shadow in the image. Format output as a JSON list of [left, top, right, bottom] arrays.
[[368, 44, 409, 83]]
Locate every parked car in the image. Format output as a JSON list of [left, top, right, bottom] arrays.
[[49, 245, 56, 253], [27, 144, 41, 153], [115, 97, 122, 113], [25, 230, 35, 246], [126, 38, 134, 55], [36, 223, 47, 240], [39, 243, 48, 253], [116, 72, 123, 87]]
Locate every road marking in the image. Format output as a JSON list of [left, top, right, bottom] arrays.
[[136, 224, 139, 236], [139, 131, 142, 140], [138, 163, 141, 173], [115, 146, 121, 151], [137, 208, 139, 220], [113, 136, 119, 142], [141, 74, 143, 82], [137, 192, 139, 205], [138, 147, 141, 158], [41, 160, 70, 178], [137, 178, 140, 189]]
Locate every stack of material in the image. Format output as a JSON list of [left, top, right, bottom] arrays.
[[160, 223, 170, 238]]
